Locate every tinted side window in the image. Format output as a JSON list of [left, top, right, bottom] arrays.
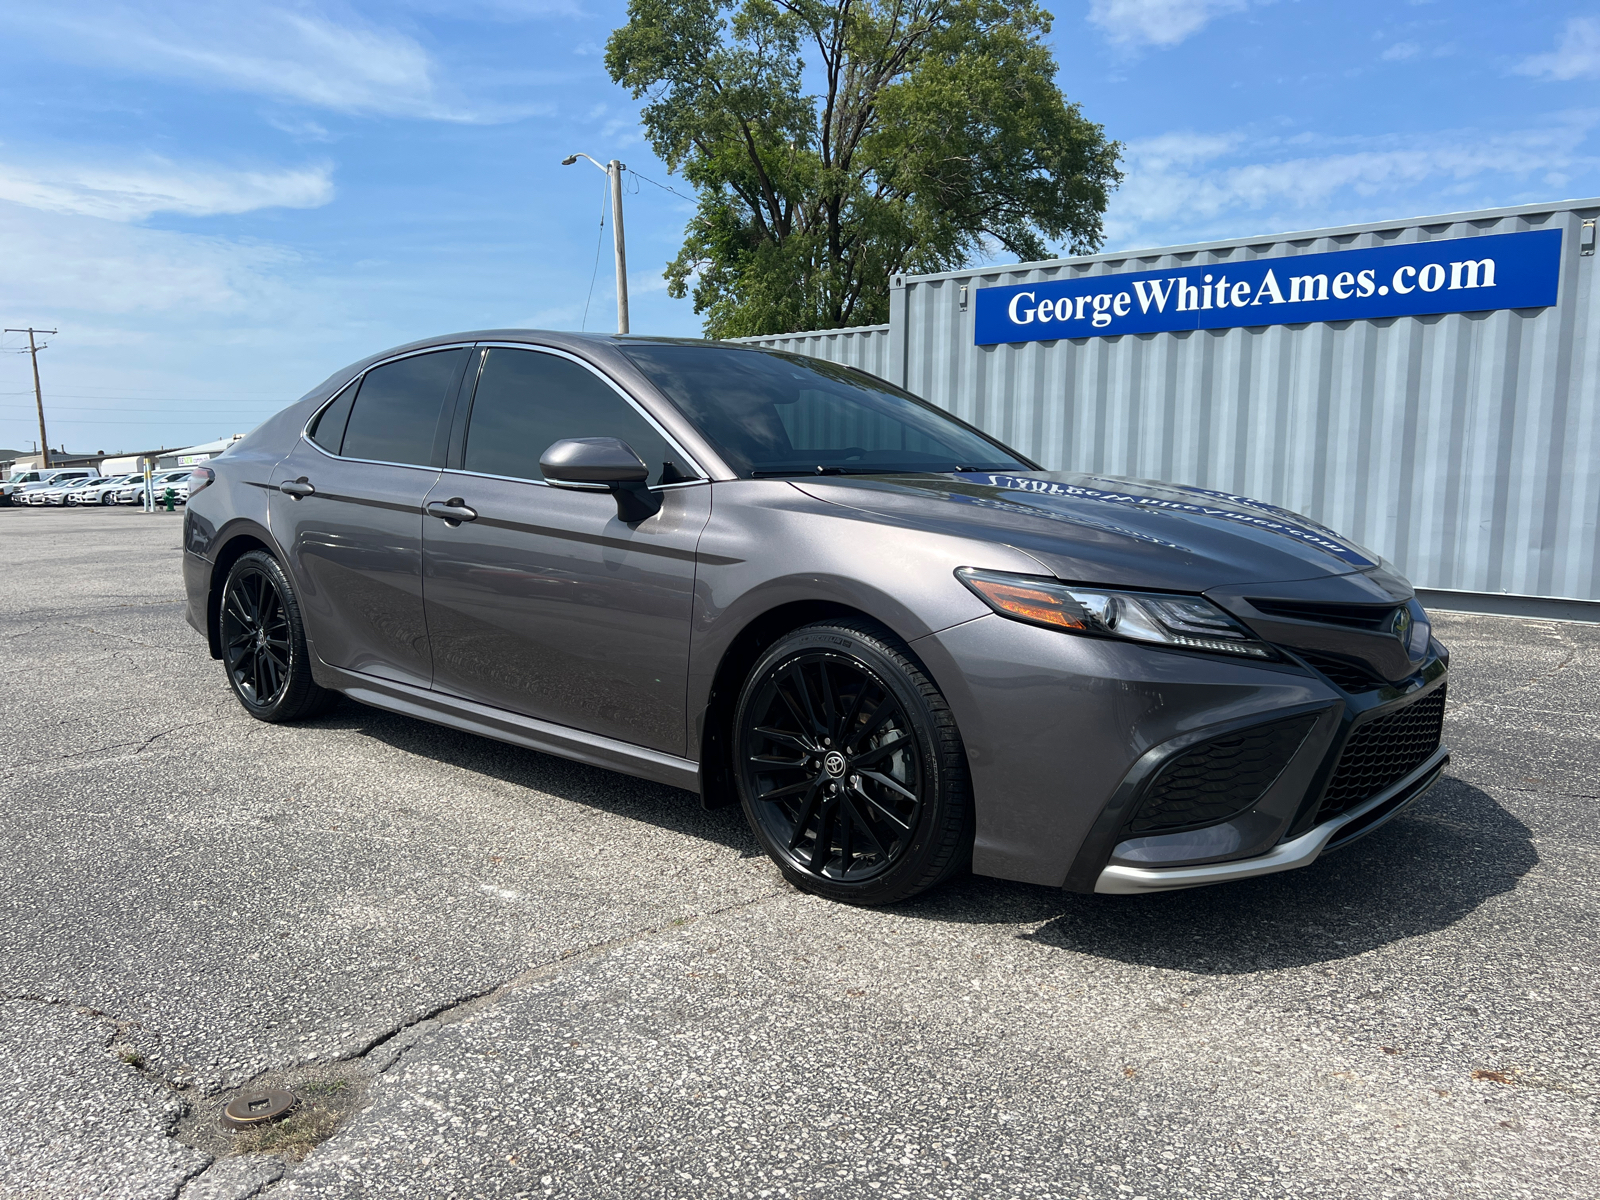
[[341, 349, 467, 467], [462, 349, 685, 485], [308, 379, 358, 454]]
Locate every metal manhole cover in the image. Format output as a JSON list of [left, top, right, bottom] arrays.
[[220, 1087, 298, 1130]]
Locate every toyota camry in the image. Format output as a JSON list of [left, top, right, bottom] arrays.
[[182, 331, 1449, 904]]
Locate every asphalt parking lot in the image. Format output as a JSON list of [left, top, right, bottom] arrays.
[[1, 505, 1596, 1200]]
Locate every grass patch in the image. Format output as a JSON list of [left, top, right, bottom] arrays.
[[230, 1104, 341, 1159], [293, 1077, 349, 1097]]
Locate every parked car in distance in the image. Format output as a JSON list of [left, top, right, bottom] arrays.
[[49, 476, 108, 505], [28, 476, 99, 505], [72, 474, 145, 505], [183, 331, 1450, 906], [4, 468, 94, 505], [148, 470, 193, 505], [12, 481, 58, 505], [112, 476, 151, 505], [63, 476, 113, 505]]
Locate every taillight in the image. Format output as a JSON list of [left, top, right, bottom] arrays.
[[188, 466, 215, 497]]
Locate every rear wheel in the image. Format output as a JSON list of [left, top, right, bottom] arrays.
[[219, 550, 337, 722], [734, 620, 973, 905]]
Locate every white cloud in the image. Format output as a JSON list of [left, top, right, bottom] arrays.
[[1088, 0, 1250, 48], [12, 2, 534, 121], [1515, 17, 1600, 82], [263, 114, 338, 143], [0, 201, 301, 316], [1381, 42, 1420, 61], [1103, 111, 1600, 248], [0, 157, 334, 222]]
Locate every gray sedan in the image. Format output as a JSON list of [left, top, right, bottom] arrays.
[[180, 332, 1449, 904]]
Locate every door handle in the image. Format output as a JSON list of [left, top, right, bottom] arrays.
[[278, 479, 315, 499], [426, 498, 477, 524]]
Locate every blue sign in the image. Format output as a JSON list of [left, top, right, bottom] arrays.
[[974, 229, 1563, 345]]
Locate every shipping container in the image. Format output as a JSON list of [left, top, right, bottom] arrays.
[[733, 198, 1600, 615]]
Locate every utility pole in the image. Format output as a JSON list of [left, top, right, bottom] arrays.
[[562, 154, 630, 335], [609, 159, 629, 336], [5, 328, 56, 468]]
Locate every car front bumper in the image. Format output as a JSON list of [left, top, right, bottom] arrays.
[[1093, 743, 1448, 893], [912, 610, 1449, 893]]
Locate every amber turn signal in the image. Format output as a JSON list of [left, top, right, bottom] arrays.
[[958, 573, 1089, 630]]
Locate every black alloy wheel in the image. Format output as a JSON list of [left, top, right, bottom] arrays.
[[735, 620, 973, 905], [219, 549, 337, 722]]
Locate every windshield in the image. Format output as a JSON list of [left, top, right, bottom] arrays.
[[621, 344, 1029, 478]]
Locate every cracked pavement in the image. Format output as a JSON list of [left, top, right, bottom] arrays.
[[1, 506, 1596, 1199]]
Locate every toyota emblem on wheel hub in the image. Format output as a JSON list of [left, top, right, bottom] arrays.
[[823, 750, 848, 778]]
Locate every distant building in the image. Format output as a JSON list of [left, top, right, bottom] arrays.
[[154, 436, 244, 471]]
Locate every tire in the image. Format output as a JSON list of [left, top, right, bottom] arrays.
[[101, 492, 116, 505], [733, 619, 973, 905], [219, 549, 338, 723]]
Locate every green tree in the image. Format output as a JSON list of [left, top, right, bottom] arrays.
[[606, 0, 1122, 337]]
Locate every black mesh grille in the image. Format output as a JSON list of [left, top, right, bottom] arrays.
[[1128, 716, 1316, 834], [1318, 688, 1446, 818], [1299, 651, 1383, 693]]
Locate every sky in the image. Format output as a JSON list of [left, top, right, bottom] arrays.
[[1, 0, 1597, 457]]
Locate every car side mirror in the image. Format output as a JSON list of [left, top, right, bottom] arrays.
[[539, 437, 661, 523]]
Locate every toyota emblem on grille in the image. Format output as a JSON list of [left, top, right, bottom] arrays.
[[1391, 606, 1413, 643]]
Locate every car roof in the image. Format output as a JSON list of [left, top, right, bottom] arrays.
[[348, 329, 793, 370]]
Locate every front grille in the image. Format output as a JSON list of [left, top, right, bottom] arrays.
[[1299, 651, 1383, 693], [1247, 597, 1399, 629], [1318, 687, 1446, 818], [1128, 716, 1316, 834]]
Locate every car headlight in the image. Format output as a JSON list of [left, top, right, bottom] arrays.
[[956, 567, 1277, 660]]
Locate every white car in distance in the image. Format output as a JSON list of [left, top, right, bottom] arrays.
[[71, 474, 146, 505], [33, 476, 105, 505]]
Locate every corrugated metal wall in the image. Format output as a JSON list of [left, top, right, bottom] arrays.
[[729, 324, 893, 378], [738, 199, 1600, 604]]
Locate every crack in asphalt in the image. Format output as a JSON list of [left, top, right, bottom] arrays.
[[212, 887, 793, 1196], [2, 717, 229, 775], [0, 886, 801, 1200], [349, 885, 790, 1071]]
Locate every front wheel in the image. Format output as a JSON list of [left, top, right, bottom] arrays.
[[734, 620, 973, 905], [219, 550, 337, 722]]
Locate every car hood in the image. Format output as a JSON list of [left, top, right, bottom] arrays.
[[791, 469, 1408, 593]]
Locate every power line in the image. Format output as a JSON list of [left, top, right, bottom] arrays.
[[627, 168, 695, 203], [581, 172, 609, 333]]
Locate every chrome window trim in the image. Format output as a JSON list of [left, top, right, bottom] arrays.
[[296, 340, 709, 485]]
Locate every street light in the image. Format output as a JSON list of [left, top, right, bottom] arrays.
[[563, 153, 629, 335]]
